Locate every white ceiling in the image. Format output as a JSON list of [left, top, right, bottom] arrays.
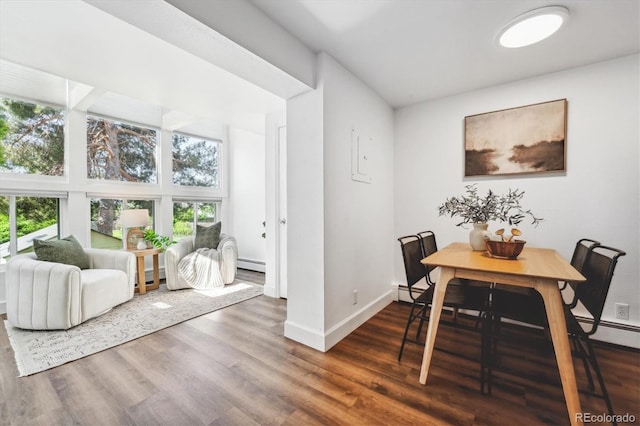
[[0, 0, 287, 135], [0, 0, 637, 132], [250, 0, 640, 107]]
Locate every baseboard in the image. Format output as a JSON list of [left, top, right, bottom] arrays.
[[284, 320, 326, 351], [237, 258, 266, 273], [575, 315, 640, 349], [263, 283, 278, 298], [324, 290, 394, 351], [144, 268, 166, 283], [284, 290, 394, 352], [397, 283, 427, 303]]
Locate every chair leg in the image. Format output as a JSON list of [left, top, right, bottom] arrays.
[[584, 337, 616, 424], [488, 313, 498, 395], [415, 304, 429, 342], [452, 307, 459, 321], [480, 311, 489, 394], [573, 336, 596, 391], [398, 302, 420, 362]]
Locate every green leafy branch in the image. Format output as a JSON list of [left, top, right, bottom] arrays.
[[438, 184, 543, 227]]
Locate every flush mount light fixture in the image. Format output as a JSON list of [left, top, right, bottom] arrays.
[[498, 6, 569, 48]]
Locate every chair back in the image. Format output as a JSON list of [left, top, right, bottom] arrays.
[[565, 238, 600, 296], [398, 235, 428, 301], [570, 238, 600, 271], [575, 245, 626, 334], [417, 231, 438, 285]]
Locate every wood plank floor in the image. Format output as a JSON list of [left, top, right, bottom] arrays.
[[1, 270, 638, 425]]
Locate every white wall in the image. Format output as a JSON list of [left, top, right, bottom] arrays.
[[320, 54, 395, 346], [284, 70, 326, 349], [285, 53, 395, 351], [229, 127, 266, 271], [394, 54, 640, 348]]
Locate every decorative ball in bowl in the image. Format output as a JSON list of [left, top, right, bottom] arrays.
[[485, 240, 526, 260]]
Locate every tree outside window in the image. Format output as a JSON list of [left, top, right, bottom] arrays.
[[0, 97, 64, 176], [172, 133, 219, 188], [87, 116, 157, 240], [87, 115, 157, 183]]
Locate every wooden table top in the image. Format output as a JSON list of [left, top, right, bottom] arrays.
[[127, 247, 162, 256], [422, 242, 585, 282]]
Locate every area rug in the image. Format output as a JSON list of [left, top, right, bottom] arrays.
[[4, 281, 263, 377]]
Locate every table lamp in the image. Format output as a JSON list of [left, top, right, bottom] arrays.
[[121, 209, 149, 250]]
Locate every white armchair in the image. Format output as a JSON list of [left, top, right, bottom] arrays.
[[164, 234, 237, 290], [6, 248, 136, 330]]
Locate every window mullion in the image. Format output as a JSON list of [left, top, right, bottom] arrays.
[[9, 196, 16, 257]]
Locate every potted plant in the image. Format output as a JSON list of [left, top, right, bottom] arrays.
[[143, 229, 175, 252], [438, 184, 543, 251]]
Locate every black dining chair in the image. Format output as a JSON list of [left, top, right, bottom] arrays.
[[560, 238, 600, 306], [488, 238, 602, 331], [489, 243, 626, 422], [397, 231, 491, 363]]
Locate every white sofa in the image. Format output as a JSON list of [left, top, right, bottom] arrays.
[[164, 234, 237, 290], [6, 249, 136, 330]]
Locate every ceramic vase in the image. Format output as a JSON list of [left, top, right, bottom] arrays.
[[469, 223, 489, 251]]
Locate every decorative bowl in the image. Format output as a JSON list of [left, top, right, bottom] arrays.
[[485, 240, 526, 260]]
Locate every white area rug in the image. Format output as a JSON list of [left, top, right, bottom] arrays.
[[4, 281, 263, 377]]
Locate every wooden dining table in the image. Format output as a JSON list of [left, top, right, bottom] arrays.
[[420, 242, 586, 426]]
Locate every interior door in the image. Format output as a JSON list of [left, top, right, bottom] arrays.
[[277, 125, 287, 298]]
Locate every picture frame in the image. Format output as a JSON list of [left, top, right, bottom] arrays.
[[464, 99, 567, 177]]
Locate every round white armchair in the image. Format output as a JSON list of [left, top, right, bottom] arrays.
[[164, 233, 237, 290]]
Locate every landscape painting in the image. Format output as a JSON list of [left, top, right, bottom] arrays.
[[464, 99, 567, 177]]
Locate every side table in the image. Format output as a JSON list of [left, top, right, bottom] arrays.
[[128, 247, 161, 294]]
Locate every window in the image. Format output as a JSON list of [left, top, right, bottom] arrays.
[[0, 194, 61, 262], [87, 115, 157, 183], [172, 200, 218, 241], [90, 198, 155, 249], [0, 97, 65, 176], [172, 133, 220, 188]]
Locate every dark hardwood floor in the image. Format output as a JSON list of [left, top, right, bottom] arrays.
[[1, 270, 638, 425]]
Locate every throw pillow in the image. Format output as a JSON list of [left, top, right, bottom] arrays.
[[194, 222, 222, 250], [33, 234, 91, 270]]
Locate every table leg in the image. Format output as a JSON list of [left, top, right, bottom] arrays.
[[149, 253, 160, 291], [419, 267, 455, 384], [136, 256, 146, 295], [534, 279, 583, 426]]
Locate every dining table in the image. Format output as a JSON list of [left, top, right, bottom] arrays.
[[419, 242, 586, 426]]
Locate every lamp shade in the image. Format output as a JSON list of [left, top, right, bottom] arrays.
[[121, 209, 149, 228]]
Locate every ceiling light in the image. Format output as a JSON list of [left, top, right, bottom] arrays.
[[498, 6, 569, 48]]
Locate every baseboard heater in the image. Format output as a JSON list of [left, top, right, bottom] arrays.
[[237, 258, 266, 273]]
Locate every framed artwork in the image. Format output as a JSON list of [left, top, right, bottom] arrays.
[[464, 99, 567, 177]]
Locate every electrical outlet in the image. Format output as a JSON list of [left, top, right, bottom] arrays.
[[352, 290, 358, 305], [615, 303, 629, 320]]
